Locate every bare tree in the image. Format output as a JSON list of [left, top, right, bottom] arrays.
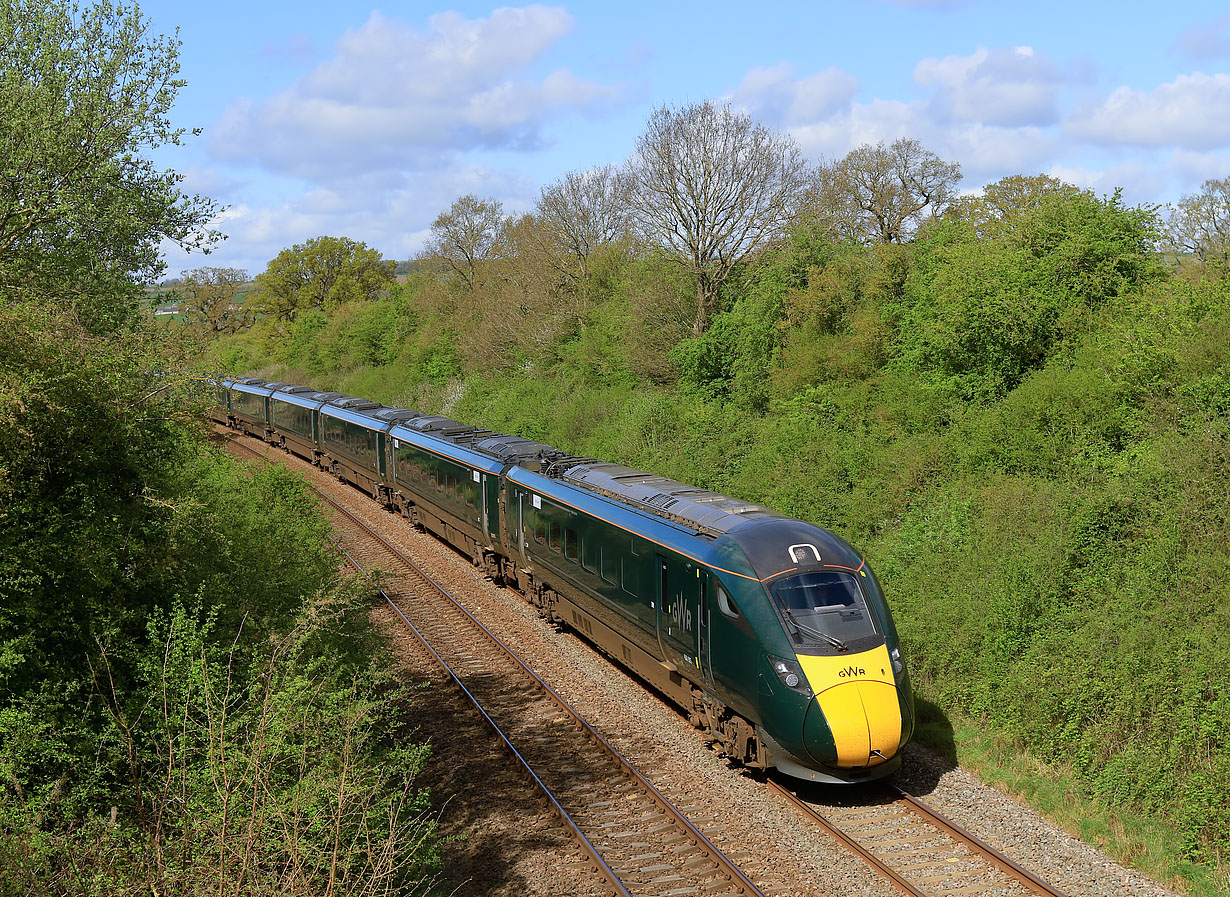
[[535, 165, 632, 281], [1166, 176, 1230, 272], [811, 138, 962, 244], [627, 101, 810, 333], [425, 194, 508, 291]]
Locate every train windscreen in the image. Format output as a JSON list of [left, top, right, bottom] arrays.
[[769, 571, 878, 650]]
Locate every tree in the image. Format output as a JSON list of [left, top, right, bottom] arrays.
[[627, 101, 810, 333], [1166, 176, 1230, 273], [176, 266, 251, 338], [424, 194, 508, 292], [250, 236, 394, 324], [946, 174, 1080, 237], [0, 0, 219, 331], [811, 138, 961, 245], [535, 165, 632, 281]]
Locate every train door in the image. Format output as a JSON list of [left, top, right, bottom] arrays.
[[516, 491, 528, 560], [483, 474, 500, 540], [656, 556, 706, 676]]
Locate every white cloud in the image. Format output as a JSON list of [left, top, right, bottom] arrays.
[[1170, 148, 1230, 185], [1172, 13, 1230, 60], [1066, 73, 1230, 149], [166, 163, 541, 276], [1045, 162, 1168, 205], [729, 63, 859, 127], [914, 46, 1063, 126], [211, 6, 624, 180]]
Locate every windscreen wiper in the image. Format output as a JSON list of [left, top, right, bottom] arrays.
[[783, 608, 847, 652]]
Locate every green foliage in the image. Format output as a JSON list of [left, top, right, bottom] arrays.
[[0, 301, 439, 892], [891, 190, 1163, 400], [0, 0, 219, 332], [250, 236, 396, 325]]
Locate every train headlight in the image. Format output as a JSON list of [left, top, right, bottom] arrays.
[[890, 646, 904, 676], [768, 656, 811, 696]]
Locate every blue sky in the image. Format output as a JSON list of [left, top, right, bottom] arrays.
[[138, 0, 1230, 278]]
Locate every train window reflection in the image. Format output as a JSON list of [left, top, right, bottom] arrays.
[[770, 571, 877, 648]]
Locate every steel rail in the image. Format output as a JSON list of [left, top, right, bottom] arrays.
[[892, 787, 1067, 897], [768, 773, 1068, 897], [225, 432, 766, 897], [764, 778, 928, 897]]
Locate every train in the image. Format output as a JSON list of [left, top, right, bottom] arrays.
[[212, 376, 914, 784]]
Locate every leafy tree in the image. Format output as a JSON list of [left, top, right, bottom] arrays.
[[628, 101, 810, 333], [424, 194, 508, 292], [811, 138, 961, 245], [176, 265, 251, 338], [250, 236, 395, 324], [894, 188, 1162, 398], [0, 0, 219, 332], [946, 174, 1080, 236], [1166, 176, 1230, 274]]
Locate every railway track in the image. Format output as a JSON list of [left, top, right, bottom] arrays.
[[768, 779, 1066, 897], [226, 434, 770, 897], [224, 431, 1067, 897]]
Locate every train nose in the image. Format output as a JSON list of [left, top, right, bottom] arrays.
[[797, 647, 903, 768], [803, 680, 902, 767]]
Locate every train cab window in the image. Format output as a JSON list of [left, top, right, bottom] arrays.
[[770, 571, 878, 649], [564, 528, 579, 563], [548, 520, 562, 553], [715, 584, 740, 619], [599, 547, 617, 584]]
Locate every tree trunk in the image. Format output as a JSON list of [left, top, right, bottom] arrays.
[[694, 279, 708, 335]]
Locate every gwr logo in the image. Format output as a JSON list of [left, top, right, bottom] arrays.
[[838, 666, 865, 678]]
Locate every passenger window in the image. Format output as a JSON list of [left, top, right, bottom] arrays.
[[564, 528, 579, 563], [582, 537, 598, 573], [548, 520, 561, 553], [533, 512, 546, 544], [715, 584, 740, 619]]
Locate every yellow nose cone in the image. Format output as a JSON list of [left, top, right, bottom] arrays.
[[798, 646, 902, 767]]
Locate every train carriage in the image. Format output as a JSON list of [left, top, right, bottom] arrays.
[[228, 378, 274, 439], [318, 398, 386, 496], [267, 385, 321, 461], [386, 416, 504, 570]]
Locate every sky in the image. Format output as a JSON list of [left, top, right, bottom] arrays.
[[136, 0, 1230, 278]]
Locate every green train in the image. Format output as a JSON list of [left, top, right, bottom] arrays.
[[215, 377, 914, 783]]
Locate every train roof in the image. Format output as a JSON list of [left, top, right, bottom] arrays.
[[558, 462, 783, 538], [221, 377, 796, 543]]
